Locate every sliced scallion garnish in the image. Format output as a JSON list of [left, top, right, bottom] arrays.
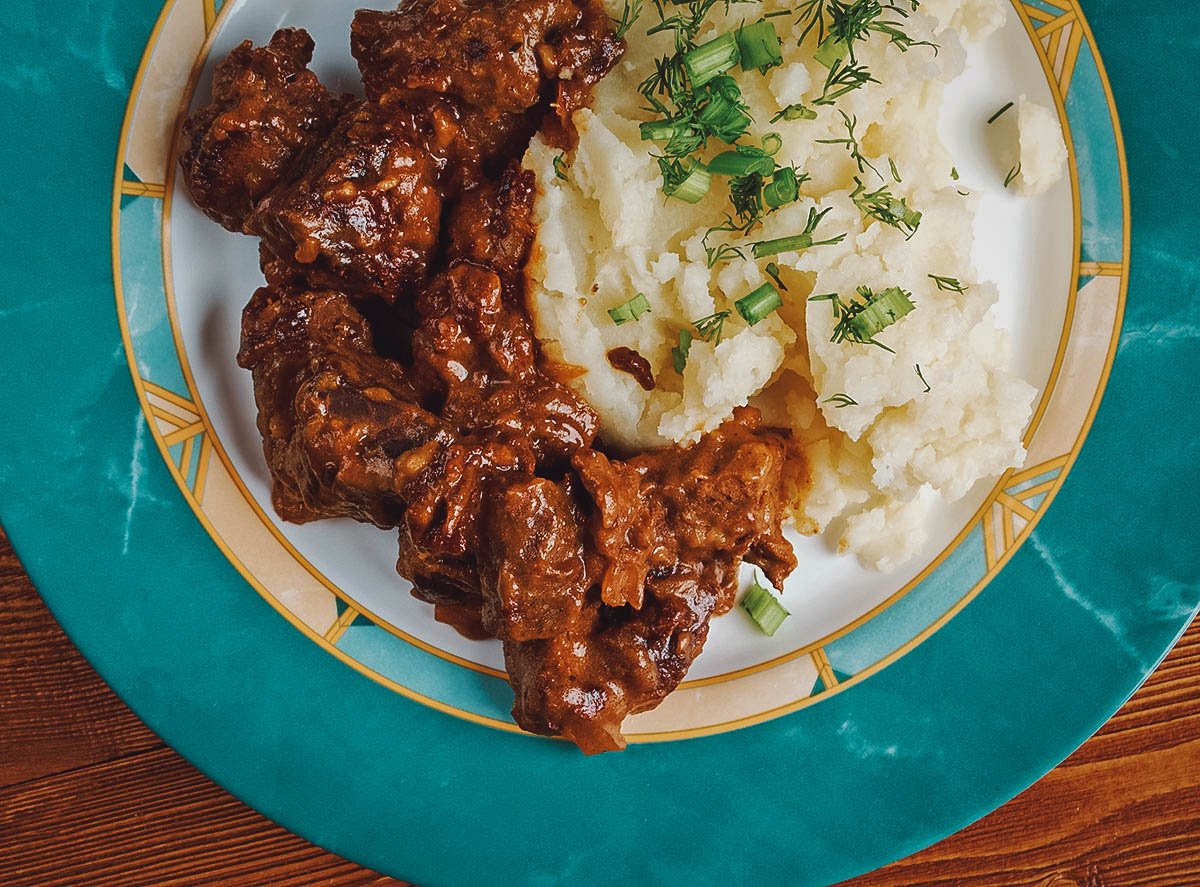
[[659, 157, 712, 203], [735, 282, 783, 326], [737, 20, 783, 73], [671, 328, 693, 374], [684, 32, 740, 87], [708, 150, 776, 177], [751, 206, 845, 258], [741, 575, 789, 636], [607, 292, 651, 326], [762, 166, 799, 208]]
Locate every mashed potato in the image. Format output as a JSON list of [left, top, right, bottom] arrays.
[[525, 0, 1059, 569]]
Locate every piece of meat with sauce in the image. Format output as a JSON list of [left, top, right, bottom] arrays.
[[351, 0, 623, 115], [505, 408, 800, 753], [180, 29, 350, 232], [237, 282, 448, 527], [246, 101, 442, 301], [369, 89, 541, 195]]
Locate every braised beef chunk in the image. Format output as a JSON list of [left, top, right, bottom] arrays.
[[351, 0, 623, 113], [246, 102, 442, 301], [180, 29, 349, 232], [364, 89, 541, 195], [236, 284, 447, 527], [447, 167, 538, 275], [184, 4, 808, 752], [506, 409, 797, 752]]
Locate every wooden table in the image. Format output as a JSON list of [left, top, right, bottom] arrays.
[[2, 531, 1197, 886]]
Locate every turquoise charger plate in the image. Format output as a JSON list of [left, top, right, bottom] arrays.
[[1, 0, 1197, 883]]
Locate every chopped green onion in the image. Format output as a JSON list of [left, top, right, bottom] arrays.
[[813, 35, 848, 68], [684, 32, 740, 87], [771, 103, 818, 123], [810, 285, 917, 351], [988, 101, 1015, 125], [741, 575, 789, 636], [708, 150, 776, 177], [553, 154, 568, 181], [762, 166, 799, 208], [640, 119, 692, 142], [888, 157, 902, 183], [607, 292, 651, 326], [659, 158, 712, 203], [697, 90, 751, 143], [751, 206, 845, 258], [847, 285, 915, 341], [672, 328, 693, 374], [735, 282, 783, 326], [737, 20, 783, 73], [760, 132, 784, 156], [950, 167, 960, 181]]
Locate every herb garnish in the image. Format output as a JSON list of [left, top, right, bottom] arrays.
[[607, 293, 651, 325], [928, 274, 967, 293], [693, 309, 732, 343], [851, 178, 922, 238], [823, 392, 859, 407], [809, 284, 916, 351], [735, 282, 783, 325], [771, 103, 818, 123], [914, 363, 931, 392], [817, 111, 881, 178], [741, 573, 790, 635], [672, 329, 693, 373], [751, 206, 845, 258], [987, 100, 1014, 125], [553, 153, 569, 181], [1004, 163, 1021, 188]]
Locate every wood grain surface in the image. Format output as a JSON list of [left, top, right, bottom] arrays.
[[2, 528, 1197, 886]]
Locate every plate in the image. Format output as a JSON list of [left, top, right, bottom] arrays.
[[1, 0, 1198, 884], [120, 0, 1114, 739]]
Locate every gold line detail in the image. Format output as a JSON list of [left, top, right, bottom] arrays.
[[324, 606, 359, 644], [1036, 11, 1075, 37], [163, 421, 205, 446], [1022, 3, 1057, 24], [811, 648, 838, 689], [121, 180, 166, 198], [1008, 454, 1070, 486], [143, 380, 197, 413], [1015, 479, 1057, 502], [1059, 19, 1085, 95], [997, 492, 1039, 522], [202, 0, 216, 32], [179, 434, 196, 477], [192, 434, 213, 503], [981, 508, 998, 571]]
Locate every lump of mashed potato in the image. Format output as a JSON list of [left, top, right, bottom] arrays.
[[525, 0, 1049, 569]]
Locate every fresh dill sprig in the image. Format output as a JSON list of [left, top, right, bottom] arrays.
[[888, 157, 902, 183], [553, 154, 568, 181], [928, 274, 967, 293], [987, 100, 1014, 125], [823, 392, 859, 408], [1004, 163, 1022, 188], [814, 57, 878, 105], [693, 309, 733, 344], [816, 110, 882, 178], [914, 363, 931, 392], [851, 177, 922, 238]]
